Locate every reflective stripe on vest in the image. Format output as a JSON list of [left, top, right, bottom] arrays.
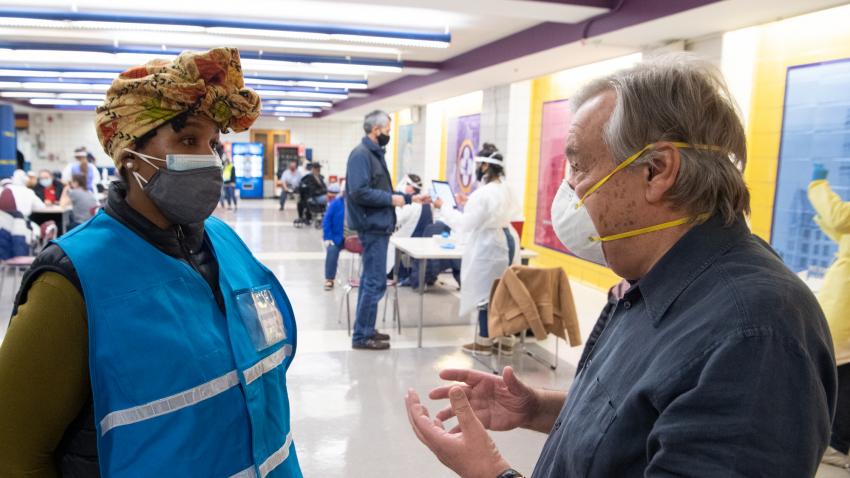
[[100, 344, 293, 436], [228, 431, 294, 478]]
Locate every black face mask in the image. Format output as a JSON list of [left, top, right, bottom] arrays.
[[377, 133, 390, 147], [138, 167, 223, 225], [475, 167, 485, 182]]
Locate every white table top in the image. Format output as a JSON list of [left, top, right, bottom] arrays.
[[31, 205, 72, 214], [390, 236, 538, 261]]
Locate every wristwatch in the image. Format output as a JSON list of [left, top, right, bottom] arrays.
[[496, 469, 524, 478]]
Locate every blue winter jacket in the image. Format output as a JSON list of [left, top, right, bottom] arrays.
[[344, 136, 408, 235], [322, 197, 345, 247]]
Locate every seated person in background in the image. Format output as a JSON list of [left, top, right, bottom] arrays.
[[297, 163, 328, 222], [322, 193, 345, 290], [4, 169, 45, 218], [62, 147, 102, 193], [60, 174, 99, 229], [278, 159, 302, 211], [33, 169, 64, 205], [387, 174, 433, 282]]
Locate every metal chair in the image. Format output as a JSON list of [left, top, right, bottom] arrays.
[[0, 256, 35, 305], [338, 235, 400, 336]]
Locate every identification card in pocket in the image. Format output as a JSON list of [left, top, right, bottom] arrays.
[[235, 286, 287, 351]]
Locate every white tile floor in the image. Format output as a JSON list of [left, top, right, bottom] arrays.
[[1, 198, 846, 477]]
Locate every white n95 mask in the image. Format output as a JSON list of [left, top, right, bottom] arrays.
[[550, 142, 721, 267], [550, 179, 606, 265]]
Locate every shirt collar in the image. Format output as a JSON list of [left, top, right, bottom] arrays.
[[634, 214, 750, 326]]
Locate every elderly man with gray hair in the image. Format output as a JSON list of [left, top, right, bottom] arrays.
[[345, 110, 410, 350], [405, 55, 836, 477]]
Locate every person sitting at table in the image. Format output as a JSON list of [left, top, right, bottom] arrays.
[[33, 169, 64, 205], [60, 174, 99, 230], [3, 169, 45, 218], [432, 143, 520, 356], [387, 173, 433, 283]]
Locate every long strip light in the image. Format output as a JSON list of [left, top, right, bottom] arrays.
[[1, 91, 54, 98], [0, 68, 368, 90], [0, 11, 451, 48], [268, 112, 314, 118], [263, 106, 322, 113], [264, 100, 332, 107], [30, 98, 79, 105], [0, 46, 396, 76], [0, 81, 109, 91]]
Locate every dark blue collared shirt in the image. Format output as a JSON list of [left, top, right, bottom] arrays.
[[533, 215, 836, 477]]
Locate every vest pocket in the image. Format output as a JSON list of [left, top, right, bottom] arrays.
[[95, 278, 231, 405]]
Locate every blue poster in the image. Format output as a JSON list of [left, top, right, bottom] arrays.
[[772, 58, 850, 275]]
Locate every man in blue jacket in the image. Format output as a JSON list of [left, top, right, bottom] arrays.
[[345, 110, 408, 350]]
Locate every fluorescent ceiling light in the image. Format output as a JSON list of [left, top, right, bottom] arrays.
[[0, 17, 205, 33], [268, 112, 314, 118], [57, 93, 106, 100], [30, 98, 79, 105], [79, 100, 103, 106], [0, 68, 119, 79], [23, 82, 110, 91], [265, 106, 322, 113], [241, 58, 392, 76], [0, 91, 56, 98], [264, 100, 332, 107], [295, 80, 367, 90], [258, 90, 347, 100], [310, 62, 401, 74], [330, 34, 448, 48], [244, 77, 367, 90], [206, 27, 331, 42], [88, 30, 401, 56], [0, 49, 174, 67]]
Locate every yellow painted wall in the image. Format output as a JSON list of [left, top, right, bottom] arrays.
[[744, 4, 850, 241], [522, 54, 641, 290]]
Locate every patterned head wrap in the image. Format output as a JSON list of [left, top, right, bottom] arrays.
[[95, 47, 261, 167]]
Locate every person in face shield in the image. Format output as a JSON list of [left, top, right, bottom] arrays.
[[432, 143, 521, 356], [405, 55, 834, 478], [386, 173, 433, 280], [0, 48, 303, 477]]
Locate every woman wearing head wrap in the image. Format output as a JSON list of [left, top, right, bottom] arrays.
[[0, 48, 303, 478]]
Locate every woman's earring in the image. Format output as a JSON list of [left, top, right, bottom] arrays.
[[126, 161, 134, 170]]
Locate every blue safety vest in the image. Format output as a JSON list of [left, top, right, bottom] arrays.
[[57, 212, 302, 477]]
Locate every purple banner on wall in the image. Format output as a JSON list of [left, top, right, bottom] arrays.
[[445, 113, 480, 196]]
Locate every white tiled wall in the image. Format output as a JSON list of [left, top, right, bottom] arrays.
[[17, 110, 363, 179], [20, 111, 110, 174]]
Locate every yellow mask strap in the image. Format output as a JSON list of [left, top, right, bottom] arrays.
[[591, 212, 711, 243], [575, 142, 725, 209]]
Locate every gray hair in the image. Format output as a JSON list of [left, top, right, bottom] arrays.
[[572, 53, 749, 225], [363, 110, 391, 135]]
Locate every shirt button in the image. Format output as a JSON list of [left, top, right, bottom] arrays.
[[623, 301, 631, 310], [553, 419, 562, 431]]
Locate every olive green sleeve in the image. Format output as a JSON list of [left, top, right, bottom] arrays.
[[0, 272, 90, 478]]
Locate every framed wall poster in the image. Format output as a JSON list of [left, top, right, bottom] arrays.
[[535, 99, 572, 253], [445, 113, 480, 197], [772, 58, 850, 276]]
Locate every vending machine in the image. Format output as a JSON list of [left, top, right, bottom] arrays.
[[232, 142, 264, 199]]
